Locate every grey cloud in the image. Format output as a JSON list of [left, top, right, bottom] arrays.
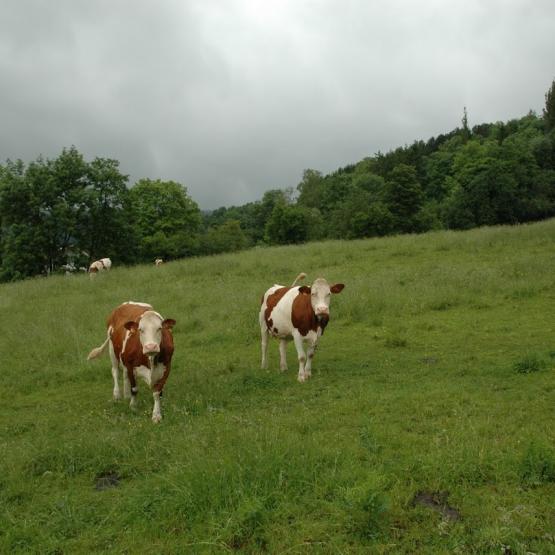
[[1, 0, 554, 208]]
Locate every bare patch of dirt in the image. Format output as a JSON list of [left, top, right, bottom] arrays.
[[411, 490, 461, 521], [95, 471, 120, 491]]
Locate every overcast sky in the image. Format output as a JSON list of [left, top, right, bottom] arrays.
[[1, 1, 554, 209]]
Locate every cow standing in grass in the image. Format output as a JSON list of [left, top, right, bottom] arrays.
[[87, 301, 176, 422], [260, 273, 345, 382], [88, 257, 112, 277]]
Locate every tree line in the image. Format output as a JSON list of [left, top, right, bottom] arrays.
[[1, 81, 554, 282]]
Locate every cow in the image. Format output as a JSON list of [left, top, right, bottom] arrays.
[[87, 301, 176, 422], [88, 257, 112, 276], [155, 258, 164, 266], [259, 273, 345, 382]]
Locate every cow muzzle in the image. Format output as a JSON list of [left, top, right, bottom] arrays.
[[316, 313, 329, 328], [143, 343, 160, 355]]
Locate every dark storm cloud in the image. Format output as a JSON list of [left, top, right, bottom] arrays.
[[1, 1, 554, 208]]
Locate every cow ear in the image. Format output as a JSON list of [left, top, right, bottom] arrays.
[[298, 286, 311, 295], [330, 283, 345, 294], [124, 321, 138, 333], [162, 318, 176, 330]]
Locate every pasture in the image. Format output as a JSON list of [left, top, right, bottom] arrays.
[[2, 219, 555, 553]]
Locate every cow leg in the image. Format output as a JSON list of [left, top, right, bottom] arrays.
[[260, 323, 270, 370], [292, 331, 307, 383], [279, 339, 288, 371], [152, 391, 162, 423], [122, 366, 131, 399], [304, 341, 317, 379], [128, 367, 138, 408], [108, 341, 121, 400]]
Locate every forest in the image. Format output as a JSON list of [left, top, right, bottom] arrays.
[[1, 81, 554, 282]]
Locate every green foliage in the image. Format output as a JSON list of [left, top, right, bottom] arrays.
[[0, 147, 132, 281], [129, 178, 201, 261], [264, 202, 310, 244], [201, 219, 248, 254], [4, 85, 555, 280], [385, 164, 425, 233], [543, 79, 555, 131]]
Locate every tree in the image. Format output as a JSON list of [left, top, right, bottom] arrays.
[[296, 169, 324, 209], [129, 179, 201, 261], [201, 219, 248, 254], [384, 164, 424, 233], [543, 79, 555, 131], [264, 203, 310, 245], [0, 147, 134, 280], [76, 157, 135, 264]]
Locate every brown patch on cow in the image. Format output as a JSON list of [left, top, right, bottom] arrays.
[[411, 491, 461, 521], [291, 293, 319, 336], [89, 266, 98, 273], [264, 287, 290, 330], [273, 327, 278, 334]]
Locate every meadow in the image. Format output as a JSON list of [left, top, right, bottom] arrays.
[[1, 219, 555, 554]]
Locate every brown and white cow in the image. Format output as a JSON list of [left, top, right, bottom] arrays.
[[87, 301, 176, 422], [154, 258, 164, 266], [88, 257, 112, 276], [259, 273, 345, 382]]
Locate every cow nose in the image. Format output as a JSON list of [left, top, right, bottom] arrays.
[[315, 306, 329, 315], [143, 343, 160, 354]]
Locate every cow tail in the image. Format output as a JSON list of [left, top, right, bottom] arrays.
[[87, 334, 110, 360], [291, 272, 307, 286]]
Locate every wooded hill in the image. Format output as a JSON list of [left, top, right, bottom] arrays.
[[1, 81, 554, 281]]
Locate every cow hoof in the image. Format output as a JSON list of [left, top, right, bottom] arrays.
[[112, 392, 121, 401], [152, 414, 162, 423], [297, 374, 306, 383], [280, 366, 288, 372]]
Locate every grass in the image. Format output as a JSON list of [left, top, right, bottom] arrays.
[[2, 219, 555, 553]]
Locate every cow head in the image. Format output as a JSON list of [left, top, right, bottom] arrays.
[[124, 311, 176, 355], [299, 278, 345, 327]]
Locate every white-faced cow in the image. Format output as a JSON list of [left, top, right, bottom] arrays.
[[87, 301, 176, 422], [154, 258, 164, 266], [88, 257, 112, 277], [259, 273, 345, 382]]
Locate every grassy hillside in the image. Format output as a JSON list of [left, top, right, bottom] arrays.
[[2, 220, 555, 554]]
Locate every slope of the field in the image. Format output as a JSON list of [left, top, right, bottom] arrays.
[[2, 220, 555, 554]]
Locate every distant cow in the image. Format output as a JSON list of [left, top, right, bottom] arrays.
[[259, 273, 345, 382], [155, 258, 164, 266], [87, 301, 176, 422], [88, 257, 112, 276]]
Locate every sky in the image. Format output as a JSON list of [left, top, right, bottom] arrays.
[[1, 1, 554, 209]]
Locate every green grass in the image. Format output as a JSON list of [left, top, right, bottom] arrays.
[[2, 220, 555, 553]]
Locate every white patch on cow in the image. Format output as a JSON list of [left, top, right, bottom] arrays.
[[138, 311, 164, 355], [108, 339, 121, 400], [152, 391, 162, 422], [124, 301, 153, 308], [121, 329, 132, 360], [133, 362, 165, 389], [260, 285, 302, 339]]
